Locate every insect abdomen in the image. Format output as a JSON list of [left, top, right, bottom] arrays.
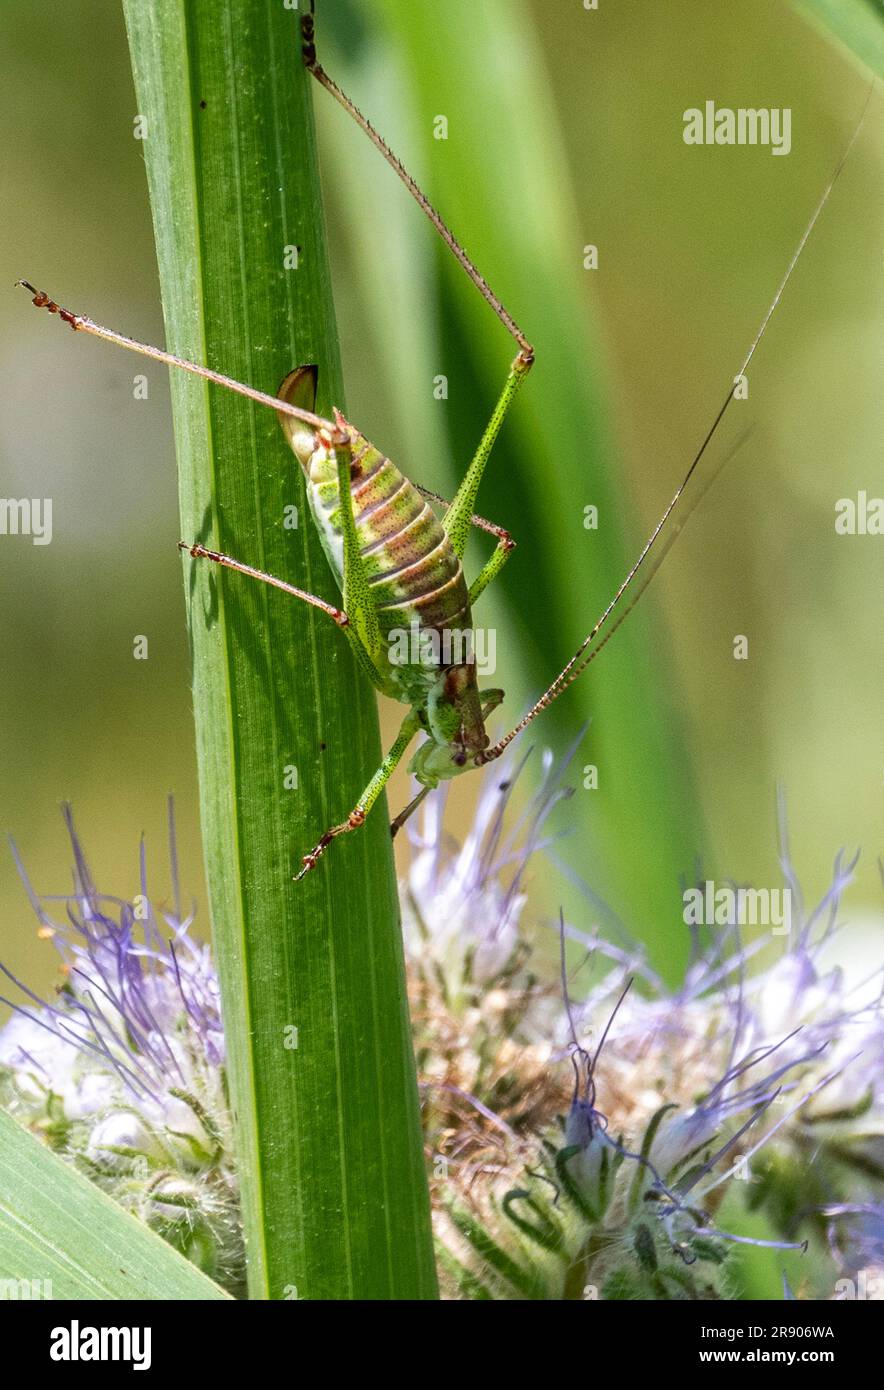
[[307, 430, 472, 638]]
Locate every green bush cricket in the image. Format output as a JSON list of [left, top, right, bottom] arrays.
[[20, 5, 869, 883]]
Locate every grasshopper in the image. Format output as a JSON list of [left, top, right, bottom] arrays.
[[20, 5, 868, 881]]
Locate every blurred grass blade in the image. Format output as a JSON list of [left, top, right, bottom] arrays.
[[0, 1109, 229, 1299], [793, 0, 884, 79], [122, 0, 436, 1299]]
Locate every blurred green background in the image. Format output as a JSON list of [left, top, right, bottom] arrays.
[[1, 1, 881, 1054]]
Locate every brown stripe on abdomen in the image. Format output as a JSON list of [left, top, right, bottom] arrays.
[[310, 426, 473, 639]]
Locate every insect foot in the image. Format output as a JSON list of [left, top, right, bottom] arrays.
[[300, 7, 317, 71], [293, 808, 367, 883], [18, 280, 80, 330]]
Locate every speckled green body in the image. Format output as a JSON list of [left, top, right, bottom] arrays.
[[278, 366, 498, 785], [306, 427, 470, 691], [307, 422, 499, 778]]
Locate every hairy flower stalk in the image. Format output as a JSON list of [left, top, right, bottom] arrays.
[[2, 765, 883, 1299]]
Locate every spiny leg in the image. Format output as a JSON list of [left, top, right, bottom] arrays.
[[296, 711, 422, 881], [301, 4, 534, 550], [415, 484, 516, 605], [441, 360, 531, 560], [389, 785, 431, 841], [180, 542, 350, 625], [466, 540, 513, 609], [476, 430, 759, 767], [181, 537, 386, 692], [301, 5, 533, 369], [474, 97, 872, 766]]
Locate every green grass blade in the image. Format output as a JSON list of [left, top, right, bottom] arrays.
[[121, 0, 436, 1299], [793, 0, 884, 79], [0, 1110, 229, 1300]]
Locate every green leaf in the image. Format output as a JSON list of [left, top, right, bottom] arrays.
[[793, 0, 884, 80], [446, 1200, 543, 1298], [500, 1187, 565, 1253], [555, 1145, 600, 1223], [690, 1235, 728, 1266], [0, 1110, 228, 1300], [628, 1102, 678, 1212], [633, 1222, 659, 1273], [121, 0, 436, 1299], [435, 1245, 496, 1301]]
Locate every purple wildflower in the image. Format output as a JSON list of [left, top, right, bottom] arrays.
[[0, 803, 242, 1294], [3, 750, 882, 1301], [404, 752, 884, 1298]]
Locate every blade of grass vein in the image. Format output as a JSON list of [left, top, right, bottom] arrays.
[[368, 0, 702, 973], [122, 0, 436, 1299]]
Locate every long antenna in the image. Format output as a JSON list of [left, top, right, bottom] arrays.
[[480, 90, 873, 763]]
